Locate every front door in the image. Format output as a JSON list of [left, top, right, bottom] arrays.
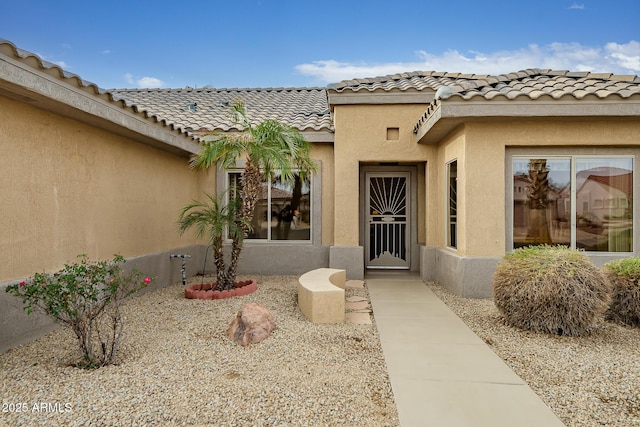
[[365, 172, 410, 269]]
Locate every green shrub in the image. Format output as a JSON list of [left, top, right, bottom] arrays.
[[6, 254, 151, 368], [602, 258, 640, 327], [493, 245, 610, 336]]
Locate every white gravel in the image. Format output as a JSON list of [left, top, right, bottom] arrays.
[[0, 275, 398, 427], [429, 282, 640, 427], [4, 275, 638, 427]]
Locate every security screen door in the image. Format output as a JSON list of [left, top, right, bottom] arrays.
[[366, 172, 410, 269]]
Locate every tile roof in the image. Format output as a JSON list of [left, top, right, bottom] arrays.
[[0, 38, 201, 152], [441, 69, 640, 101], [330, 68, 640, 100], [329, 70, 483, 93], [0, 38, 107, 95], [111, 69, 639, 141], [111, 87, 333, 133], [4, 34, 637, 147], [412, 69, 640, 135]]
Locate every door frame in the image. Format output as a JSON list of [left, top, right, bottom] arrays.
[[360, 164, 419, 271]]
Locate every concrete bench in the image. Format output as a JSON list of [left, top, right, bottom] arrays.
[[297, 268, 346, 323]]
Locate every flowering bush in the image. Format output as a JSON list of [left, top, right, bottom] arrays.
[[6, 254, 151, 368]]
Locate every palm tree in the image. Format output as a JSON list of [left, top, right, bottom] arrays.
[[188, 100, 316, 289], [177, 193, 247, 289]]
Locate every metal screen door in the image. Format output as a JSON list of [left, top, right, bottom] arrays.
[[366, 172, 410, 269]]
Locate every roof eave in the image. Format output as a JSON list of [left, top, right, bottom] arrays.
[[327, 90, 433, 109], [414, 98, 640, 145], [300, 129, 334, 143], [0, 46, 201, 157]]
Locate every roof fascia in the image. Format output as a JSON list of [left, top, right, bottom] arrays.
[[327, 91, 433, 108], [300, 130, 334, 143], [0, 53, 201, 157], [414, 98, 640, 145]]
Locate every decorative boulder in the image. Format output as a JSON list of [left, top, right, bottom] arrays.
[[226, 303, 275, 346]]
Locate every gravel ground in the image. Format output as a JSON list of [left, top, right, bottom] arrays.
[[429, 282, 640, 427], [4, 276, 638, 427], [0, 276, 398, 427]]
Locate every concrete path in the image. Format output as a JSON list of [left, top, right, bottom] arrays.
[[366, 272, 566, 427]]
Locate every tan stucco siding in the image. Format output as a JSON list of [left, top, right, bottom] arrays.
[[312, 143, 335, 245], [434, 128, 466, 253], [0, 95, 214, 281], [417, 162, 428, 244], [446, 120, 640, 258], [464, 126, 505, 257], [332, 104, 432, 246]]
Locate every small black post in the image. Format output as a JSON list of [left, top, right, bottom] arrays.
[[170, 254, 191, 286]]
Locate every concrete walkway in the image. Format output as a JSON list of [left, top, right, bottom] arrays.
[[366, 272, 566, 427]]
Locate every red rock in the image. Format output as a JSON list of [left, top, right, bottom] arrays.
[[226, 303, 275, 346]]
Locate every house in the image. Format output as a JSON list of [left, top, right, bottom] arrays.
[[0, 39, 213, 350], [1, 38, 639, 349], [112, 69, 640, 297]]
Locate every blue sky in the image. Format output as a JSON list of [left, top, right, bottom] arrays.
[[2, 0, 639, 89]]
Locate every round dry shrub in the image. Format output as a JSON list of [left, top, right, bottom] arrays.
[[493, 245, 610, 336], [602, 258, 640, 327]]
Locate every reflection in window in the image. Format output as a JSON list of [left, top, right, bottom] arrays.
[[228, 171, 311, 241], [576, 158, 633, 252], [513, 158, 571, 248], [513, 156, 633, 252]]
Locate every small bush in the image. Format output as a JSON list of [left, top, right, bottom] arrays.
[[493, 245, 610, 336], [6, 254, 151, 368], [602, 257, 640, 327]]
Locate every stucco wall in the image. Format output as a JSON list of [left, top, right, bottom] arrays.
[[434, 127, 465, 252], [442, 119, 640, 258], [312, 143, 335, 245], [0, 95, 214, 282], [422, 118, 639, 297], [332, 104, 433, 246]]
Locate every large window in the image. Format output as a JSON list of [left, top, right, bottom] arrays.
[[513, 156, 633, 252], [228, 171, 312, 241]]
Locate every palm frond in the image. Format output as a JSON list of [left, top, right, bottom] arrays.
[[177, 193, 232, 246], [230, 99, 251, 130]]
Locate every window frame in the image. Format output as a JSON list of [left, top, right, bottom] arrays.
[[507, 149, 636, 255], [446, 159, 458, 249], [222, 166, 318, 244]]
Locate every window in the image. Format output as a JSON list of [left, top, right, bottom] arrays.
[[228, 171, 312, 241], [447, 160, 457, 249], [513, 156, 633, 252]]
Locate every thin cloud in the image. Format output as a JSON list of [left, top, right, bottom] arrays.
[[36, 52, 70, 70], [295, 41, 640, 83], [138, 77, 164, 88], [568, 2, 585, 10], [124, 73, 164, 88], [101, 50, 111, 55], [53, 61, 69, 69]]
